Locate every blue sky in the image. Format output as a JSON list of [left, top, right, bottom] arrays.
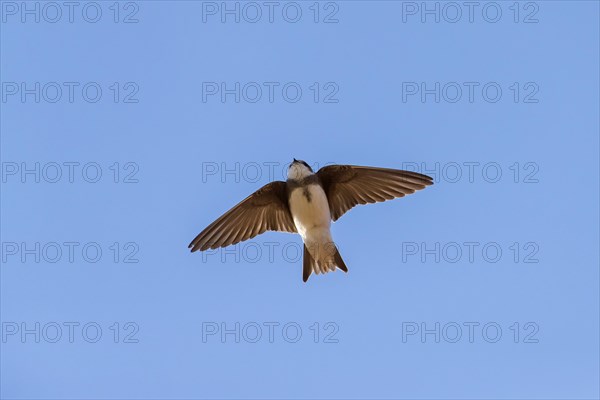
[[1, 1, 599, 399]]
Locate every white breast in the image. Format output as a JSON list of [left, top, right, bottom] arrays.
[[289, 184, 331, 239]]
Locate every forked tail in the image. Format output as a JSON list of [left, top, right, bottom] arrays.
[[302, 244, 348, 282]]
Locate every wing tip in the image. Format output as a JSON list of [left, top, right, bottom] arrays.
[[402, 170, 434, 185]]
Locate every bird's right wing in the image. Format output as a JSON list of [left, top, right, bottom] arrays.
[[189, 181, 296, 252], [316, 165, 433, 221]]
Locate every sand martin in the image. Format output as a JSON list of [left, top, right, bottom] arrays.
[[189, 160, 433, 281]]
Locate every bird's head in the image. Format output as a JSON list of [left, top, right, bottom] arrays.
[[288, 158, 314, 180]]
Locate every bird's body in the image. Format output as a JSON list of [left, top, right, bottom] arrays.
[[287, 175, 336, 274], [189, 159, 433, 282]]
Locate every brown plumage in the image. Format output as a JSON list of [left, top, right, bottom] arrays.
[[189, 164, 433, 281]]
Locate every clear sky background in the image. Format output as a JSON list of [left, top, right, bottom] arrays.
[[1, 1, 599, 399]]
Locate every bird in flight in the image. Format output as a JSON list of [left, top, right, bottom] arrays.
[[189, 160, 433, 282]]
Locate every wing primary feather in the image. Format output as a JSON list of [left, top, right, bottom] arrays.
[[189, 181, 296, 252], [201, 209, 248, 250], [318, 165, 433, 221]]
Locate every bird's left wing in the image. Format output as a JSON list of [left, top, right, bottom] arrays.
[[189, 181, 296, 252], [317, 165, 433, 221]]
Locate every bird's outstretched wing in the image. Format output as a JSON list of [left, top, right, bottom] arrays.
[[189, 181, 296, 252], [316, 165, 433, 221]]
